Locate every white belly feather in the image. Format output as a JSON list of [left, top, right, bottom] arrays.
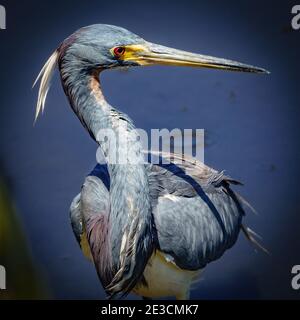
[[133, 250, 201, 300]]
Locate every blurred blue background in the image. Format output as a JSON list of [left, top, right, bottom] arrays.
[[0, 0, 299, 299]]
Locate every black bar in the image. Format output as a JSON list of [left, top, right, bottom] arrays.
[[0, 300, 299, 319]]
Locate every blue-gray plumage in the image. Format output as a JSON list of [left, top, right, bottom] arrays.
[[34, 24, 268, 299]]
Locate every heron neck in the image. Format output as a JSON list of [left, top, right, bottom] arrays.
[[60, 68, 153, 273], [60, 70, 146, 168]]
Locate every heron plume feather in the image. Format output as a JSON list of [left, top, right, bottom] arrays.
[[33, 50, 59, 122]]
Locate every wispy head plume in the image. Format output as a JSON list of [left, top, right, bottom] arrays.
[[33, 50, 59, 123]]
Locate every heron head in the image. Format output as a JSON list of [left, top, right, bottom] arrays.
[[33, 24, 269, 122], [60, 24, 269, 73]]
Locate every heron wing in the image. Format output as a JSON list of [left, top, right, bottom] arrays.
[[70, 165, 115, 289], [70, 193, 83, 246], [147, 153, 245, 270]]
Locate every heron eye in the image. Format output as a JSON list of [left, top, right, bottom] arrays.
[[113, 47, 125, 57]]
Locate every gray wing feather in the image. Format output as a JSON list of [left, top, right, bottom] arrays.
[[80, 175, 114, 288], [70, 193, 83, 246], [147, 153, 245, 270], [70, 174, 113, 289], [153, 186, 243, 270]]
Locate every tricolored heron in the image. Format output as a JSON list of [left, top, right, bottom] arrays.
[[34, 24, 268, 299]]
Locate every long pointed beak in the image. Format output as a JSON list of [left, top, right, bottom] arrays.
[[128, 42, 269, 74]]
